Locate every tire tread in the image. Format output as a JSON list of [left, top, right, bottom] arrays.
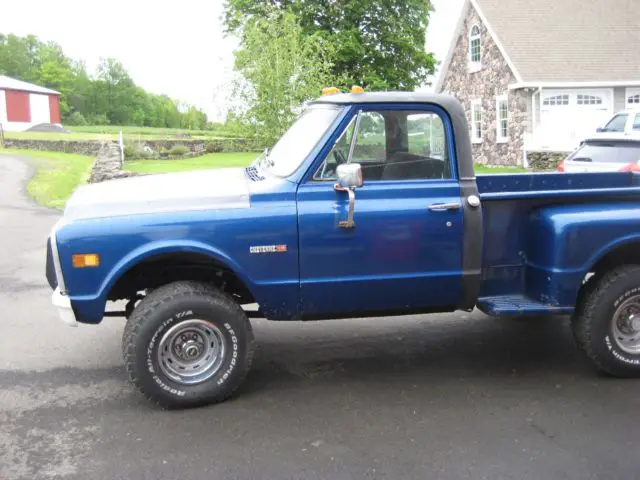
[[122, 281, 254, 409], [572, 265, 640, 377]]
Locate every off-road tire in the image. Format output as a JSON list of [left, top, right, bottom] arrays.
[[572, 266, 640, 377], [122, 281, 254, 409]]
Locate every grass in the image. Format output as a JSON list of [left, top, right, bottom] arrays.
[[0, 144, 528, 210], [126, 152, 528, 175], [5, 125, 239, 142], [124, 152, 259, 174], [475, 164, 528, 174], [70, 125, 238, 138], [0, 148, 94, 209]]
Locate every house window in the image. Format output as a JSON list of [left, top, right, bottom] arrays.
[[496, 95, 508, 142], [577, 94, 603, 105], [471, 100, 482, 143], [628, 94, 640, 106], [468, 25, 481, 72], [543, 94, 569, 106]]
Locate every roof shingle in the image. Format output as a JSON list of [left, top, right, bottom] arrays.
[[476, 0, 640, 82]]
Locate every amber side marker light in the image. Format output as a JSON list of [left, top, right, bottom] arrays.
[[72, 254, 100, 268], [322, 86, 340, 95]]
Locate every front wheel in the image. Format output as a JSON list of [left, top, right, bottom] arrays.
[[122, 281, 254, 409], [572, 266, 640, 377]]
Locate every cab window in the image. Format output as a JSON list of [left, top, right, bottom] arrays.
[[314, 109, 451, 181]]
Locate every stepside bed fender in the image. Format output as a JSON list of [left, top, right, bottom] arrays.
[[526, 203, 640, 305]]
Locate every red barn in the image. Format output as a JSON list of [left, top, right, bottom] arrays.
[[0, 75, 62, 132]]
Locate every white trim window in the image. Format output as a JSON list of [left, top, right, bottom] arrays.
[[577, 94, 603, 105], [471, 99, 483, 143], [627, 88, 640, 107], [542, 94, 570, 106], [468, 25, 482, 72], [495, 95, 508, 143]]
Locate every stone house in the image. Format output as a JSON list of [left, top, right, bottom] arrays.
[[435, 0, 640, 166]]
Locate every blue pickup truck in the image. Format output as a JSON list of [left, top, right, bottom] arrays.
[[46, 91, 640, 409]]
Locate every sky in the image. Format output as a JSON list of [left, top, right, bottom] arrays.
[[0, 0, 464, 121]]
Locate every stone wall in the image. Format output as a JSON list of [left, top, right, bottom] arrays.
[[4, 136, 265, 160], [4, 139, 102, 156], [89, 142, 144, 183], [526, 151, 567, 171], [125, 137, 266, 159], [440, 4, 528, 166]]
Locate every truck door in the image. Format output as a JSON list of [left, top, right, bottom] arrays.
[[297, 104, 470, 318]]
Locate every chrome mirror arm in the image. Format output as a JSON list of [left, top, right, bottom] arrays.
[[334, 184, 356, 228]]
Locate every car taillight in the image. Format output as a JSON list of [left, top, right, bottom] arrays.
[[556, 160, 565, 172], [620, 162, 640, 172]]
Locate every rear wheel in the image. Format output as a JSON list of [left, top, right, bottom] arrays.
[[122, 281, 254, 409], [572, 266, 640, 377]]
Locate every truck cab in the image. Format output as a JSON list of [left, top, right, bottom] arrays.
[[46, 91, 640, 409]]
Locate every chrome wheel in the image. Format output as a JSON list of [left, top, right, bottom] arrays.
[[157, 319, 226, 385], [612, 296, 640, 354]]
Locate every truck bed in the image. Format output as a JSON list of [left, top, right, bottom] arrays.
[[476, 171, 640, 199], [475, 171, 640, 315]]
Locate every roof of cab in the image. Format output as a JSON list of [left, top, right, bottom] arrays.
[[583, 133, 640, 143], [311, 91, 460, 107]]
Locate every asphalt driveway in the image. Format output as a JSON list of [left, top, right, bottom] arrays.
[[1, 153, 639, 480]]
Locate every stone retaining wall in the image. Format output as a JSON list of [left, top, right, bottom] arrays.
[[138, 138, 265, 153], [4, 139, 102, 156], [527, 151, 568, 171], [89, 142, 144, 183]]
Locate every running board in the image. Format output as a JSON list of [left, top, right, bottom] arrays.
[[103, 306, 265, 319], [477, 295, 574, 317]]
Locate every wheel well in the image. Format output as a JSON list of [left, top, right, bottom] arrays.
[[107, 252, 255, 305], [576, 241, 640, 307], [590, 242, 640, 278]]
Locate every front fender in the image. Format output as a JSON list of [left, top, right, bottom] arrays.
[[97, 240, 255, 302]]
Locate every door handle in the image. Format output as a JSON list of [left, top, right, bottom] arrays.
[[428, 202, 461, 212]]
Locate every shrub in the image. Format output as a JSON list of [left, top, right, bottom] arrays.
[[205, 142, 223, 153], [87, 113, 109, 125], [67, 111, 88, 126], [124, 142, 152, 159], [169, 144, 189, 156]]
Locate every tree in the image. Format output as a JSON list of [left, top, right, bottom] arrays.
[[224, 0, 436, 91], [231, 9, 336, 142], [0, 33, 209, 128]]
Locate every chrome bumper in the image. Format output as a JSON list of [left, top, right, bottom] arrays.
[[52, 288, 78, 327]]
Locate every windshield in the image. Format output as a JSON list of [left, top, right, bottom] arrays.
[[567, 141, 640, 163], [603, 114, 628, 132], [265, 104, 343, 177]]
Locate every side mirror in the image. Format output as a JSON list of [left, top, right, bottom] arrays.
[[336, 163, 363, 189], [334, 164, 362, 229], [596, 127, 604, 132]]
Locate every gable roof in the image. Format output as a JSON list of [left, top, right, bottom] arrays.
[[435, 0, 640, 91], [0, 75, 60, 95]]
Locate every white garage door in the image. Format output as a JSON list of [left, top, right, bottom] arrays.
[[29, 93, 51, 125], [541, 89, 613, 147]]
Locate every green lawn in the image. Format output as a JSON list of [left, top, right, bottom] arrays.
[[0, 148, 93, 209], [124, 152, 259, 174], [126, 152, 528, 175], [475, 165, 528, 174], [5, 125, 238, 142]]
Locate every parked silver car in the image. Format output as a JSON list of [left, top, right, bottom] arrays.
[[558, 135, 640, 172]]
